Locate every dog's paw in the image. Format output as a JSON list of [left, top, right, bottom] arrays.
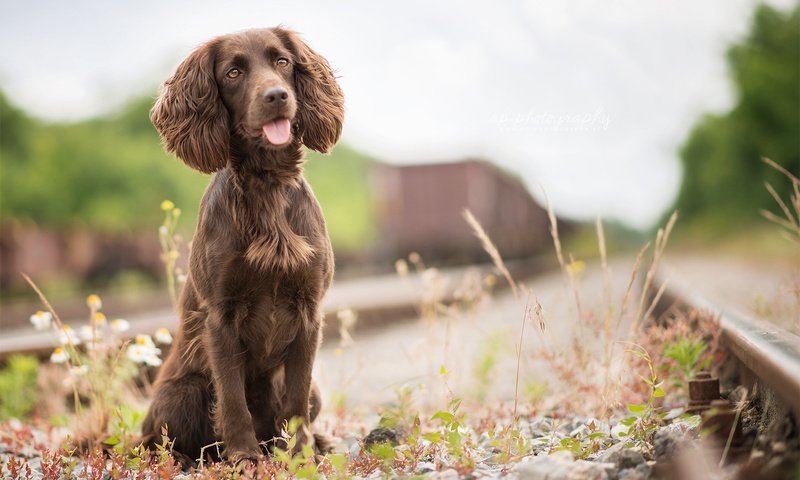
[[313, 432, 333, 455], [224, 448, 262, 466]]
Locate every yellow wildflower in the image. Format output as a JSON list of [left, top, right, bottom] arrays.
[[50, 347, 68, 363], [154, 328, 173, 345], [86, 294, 102, 310], [566, 260, 586, 275]]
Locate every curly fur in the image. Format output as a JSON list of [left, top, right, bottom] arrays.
[[140, 27, 344, 466]]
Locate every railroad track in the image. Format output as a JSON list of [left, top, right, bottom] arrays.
[[651, 265, 800, 419], [0, 258, 548, 361]]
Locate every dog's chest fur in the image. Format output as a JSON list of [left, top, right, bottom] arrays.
[[232, 172, 317, 273], [225, 171, 327, 364]]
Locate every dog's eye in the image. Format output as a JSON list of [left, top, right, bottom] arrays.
[[276, 57, 289, 67], [226, 68, 242, 79]]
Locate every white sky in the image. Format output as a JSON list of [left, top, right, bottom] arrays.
[[1, 0, 794, 229]]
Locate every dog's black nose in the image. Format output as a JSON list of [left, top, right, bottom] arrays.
[[263, 87, 289, 104]]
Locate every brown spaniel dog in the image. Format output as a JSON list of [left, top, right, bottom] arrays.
[[140, 27, 344, 465]]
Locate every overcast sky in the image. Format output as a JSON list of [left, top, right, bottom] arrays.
[[1, 0, 794, 229]]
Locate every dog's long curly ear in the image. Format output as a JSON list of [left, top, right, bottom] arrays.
[[151, 41, 229, 173], [276, 29, 344, 154]]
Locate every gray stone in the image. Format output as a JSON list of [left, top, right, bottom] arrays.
[[430, 468, 459, 479], [597, 447, 645, 470], [513, 451, 615, 480], [652, 423, 694, 460], [416, 461, 436, 473], [529, 417, 555, 437], [364, 427, 399, 447], [618, 462, 651, 480]]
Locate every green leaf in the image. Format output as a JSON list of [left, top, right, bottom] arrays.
[[369, 442, 396, 461], [431, 411, 454, 424], [653, 387, 666, 397], [621, 417, 637, 426], [326, 453, 346, 472], [295, 464, 319, 479], [302, 444, 315, 458], [627, 404, 645, 414], [423, 432, 443, 443], [447, 430, 461, 446]]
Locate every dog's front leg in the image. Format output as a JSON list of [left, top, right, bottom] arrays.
[[204, 308, 260, 462], [280, 307, 321, 451]]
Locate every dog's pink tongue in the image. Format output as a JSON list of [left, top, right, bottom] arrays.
[[262, 119, 291, 145]]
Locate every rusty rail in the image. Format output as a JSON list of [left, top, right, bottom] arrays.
[[651, 267, 800, 419]]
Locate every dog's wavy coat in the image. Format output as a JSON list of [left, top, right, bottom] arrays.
[[140, 28, 344, 464]]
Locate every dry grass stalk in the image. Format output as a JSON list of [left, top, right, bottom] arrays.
[[566, 253, 585, 340], [596, 218, 612, 304], [719, 388, 748, 468], [616, 243, 649, 334], [760, 157, 800, 244], [632, 211, 677, 332], [513, 293, 532, 419], [642, 274, 670, 324], [463, 209, 518, 298], [21, 273, 110, 448], [543, 191, 566, 273]]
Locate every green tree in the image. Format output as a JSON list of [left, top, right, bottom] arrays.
[[0, 91, 375, 250], [672, 3, 799, 231]]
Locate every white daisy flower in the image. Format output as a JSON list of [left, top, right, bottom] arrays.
[[50, 347, 68, 363], [57, 326, 81, 346], [86, 294, 102, 310], [135, 334, 156, 349], [144, 354, 163, 367], [79, 325, 100, 342], [30, 311, 53, 331], [127, 343, 161, 367], [93, 312, 107, 327], [110, 318, 130, 333], [126, 344, 148, 363], [154, 328, 173, 345]]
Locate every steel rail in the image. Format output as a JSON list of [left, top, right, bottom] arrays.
[[652, 267, 800, 418]]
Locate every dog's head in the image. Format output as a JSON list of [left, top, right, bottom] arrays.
[[151, 28, 344, 173]]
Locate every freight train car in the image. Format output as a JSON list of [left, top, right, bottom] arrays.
[[371, 160, 557, 265]]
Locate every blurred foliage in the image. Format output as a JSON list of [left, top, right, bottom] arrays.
[[306, 147, 376, 251], [672, 3, 799, 232], [0, 355, 39, 420], [0, 91, 376, 251]]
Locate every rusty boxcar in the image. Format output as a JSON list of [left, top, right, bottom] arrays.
[[371, 160, 553, 264]]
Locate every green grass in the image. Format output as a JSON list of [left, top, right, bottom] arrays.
[[305, 145, 376, 252], [670, 221, 799, 265]]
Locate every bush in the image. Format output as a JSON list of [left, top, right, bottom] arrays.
[[0, 355, 40, 420]]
